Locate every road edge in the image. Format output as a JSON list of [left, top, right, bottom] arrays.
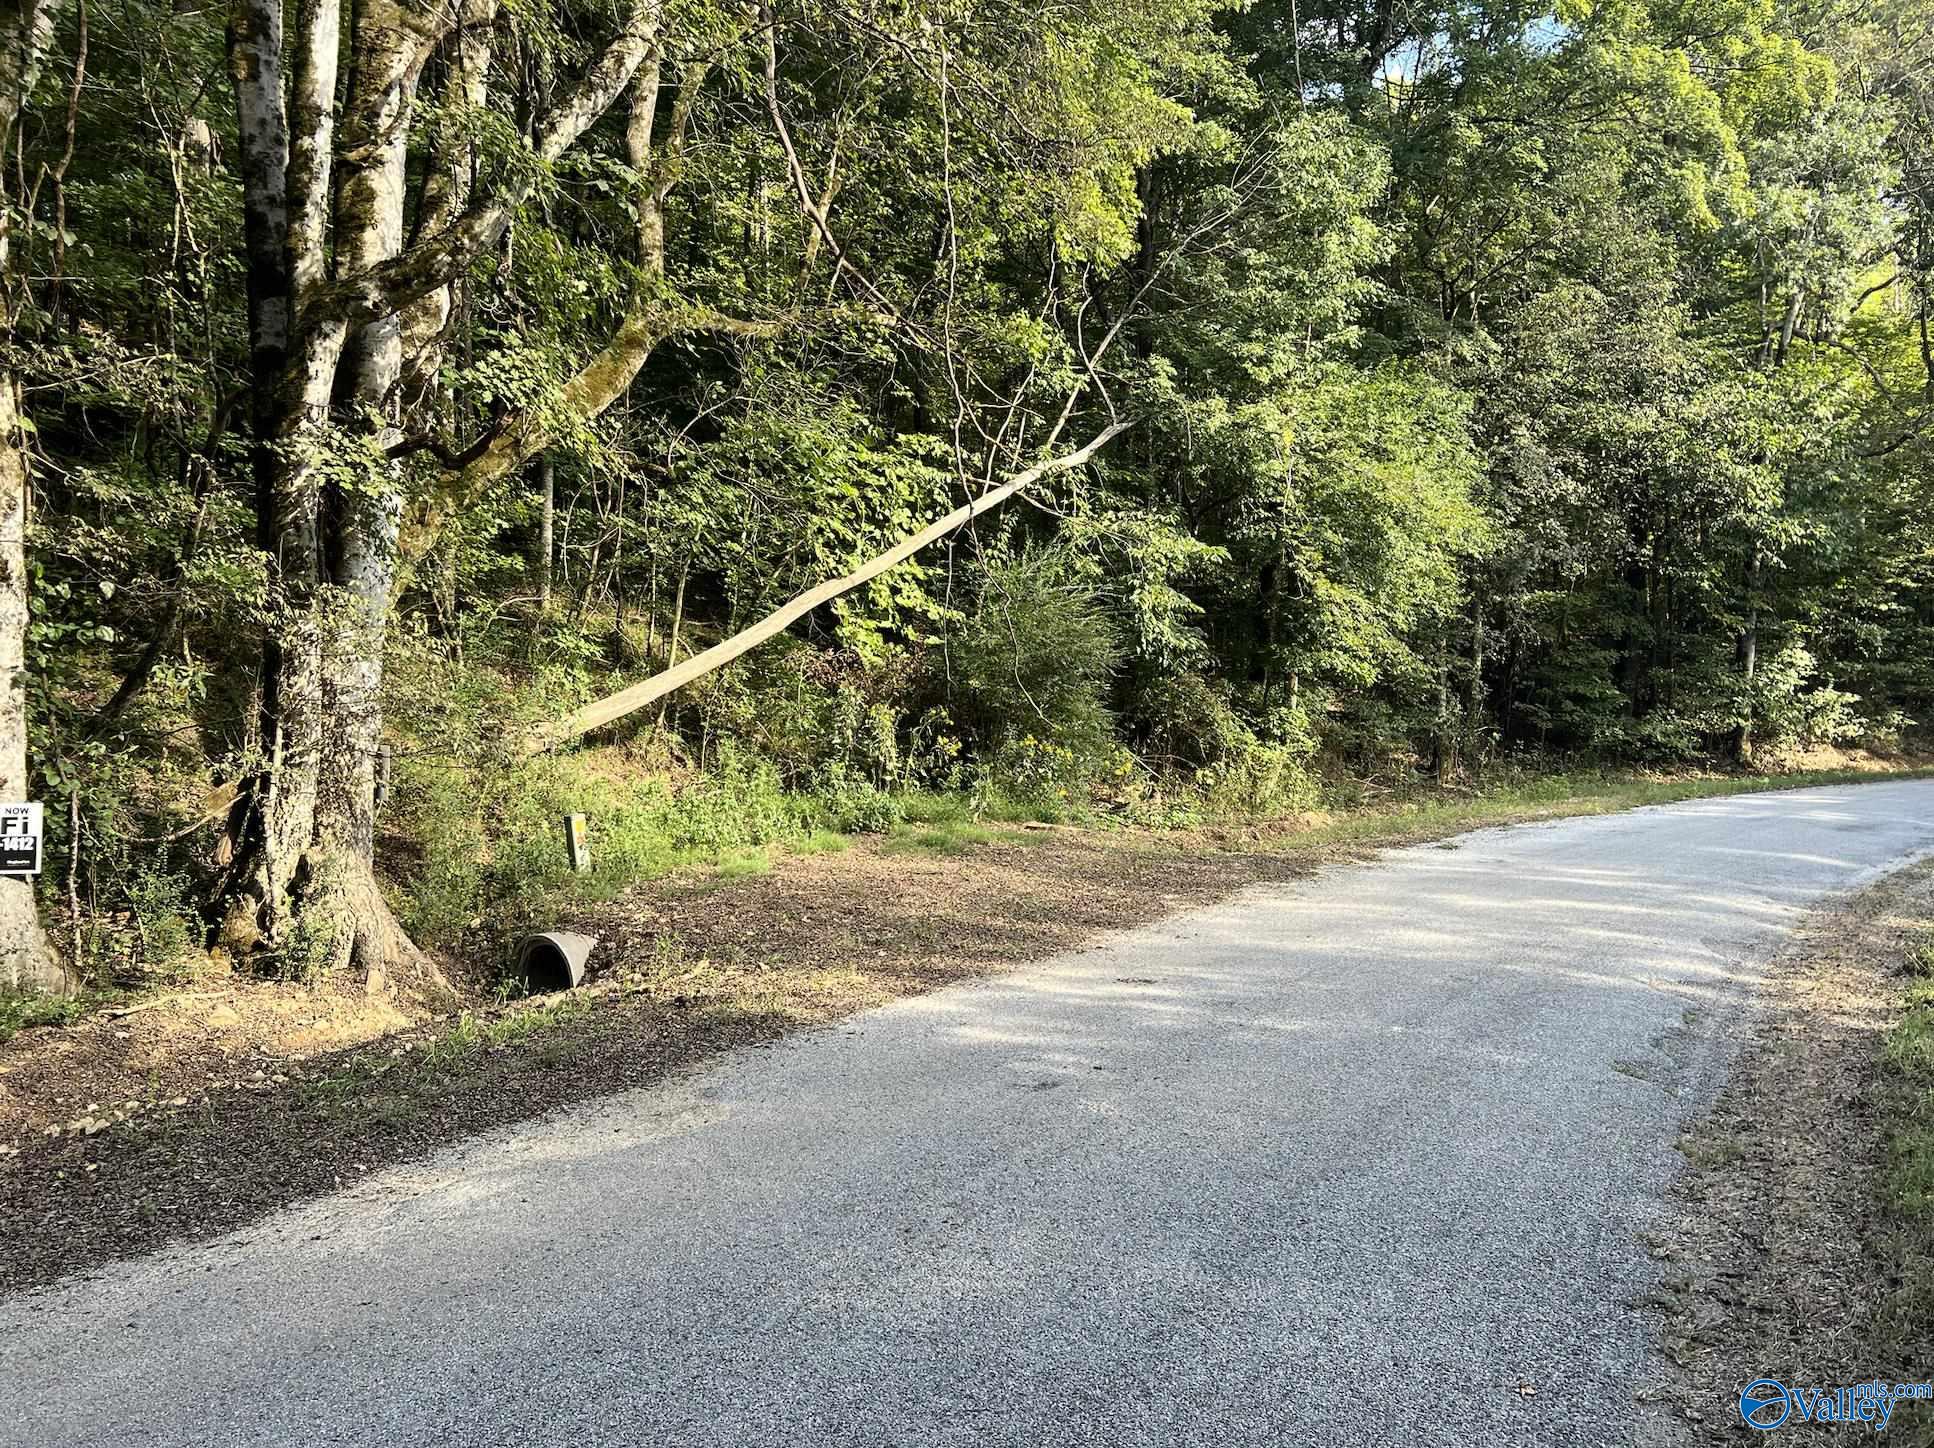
[[1638, 855, 1934, 1442]]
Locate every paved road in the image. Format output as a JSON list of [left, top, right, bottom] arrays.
[[5, 781, 1933, 1446]]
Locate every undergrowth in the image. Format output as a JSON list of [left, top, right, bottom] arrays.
[[0, 989, 89, 1044], [1879, 921, 1934, 1429]]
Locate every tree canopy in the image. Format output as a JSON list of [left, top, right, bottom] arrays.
[[0, 0, 1926, 990]]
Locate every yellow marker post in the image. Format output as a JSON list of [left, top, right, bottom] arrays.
[[563, 813, 591, 873]]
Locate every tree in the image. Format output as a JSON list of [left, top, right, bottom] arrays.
[[0, 0, 67, 993], [0, 0, 1924, 997], [216, 0, 725, 977]]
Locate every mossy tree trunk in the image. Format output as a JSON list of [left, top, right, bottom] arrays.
[[218, 0, 716, 984], [0, 0, 69, 994]]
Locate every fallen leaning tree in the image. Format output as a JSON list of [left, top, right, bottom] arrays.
[[523, 421, 1131, 755]]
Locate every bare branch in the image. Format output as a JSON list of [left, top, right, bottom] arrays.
[[761, 5, 902, 324]]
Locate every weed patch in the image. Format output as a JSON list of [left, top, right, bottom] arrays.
[[0, 990, 88, 1043], [883, 822, 1001, 856], [713, 848, 773, 880], [1881, 941, 1934, 1373], [790, 829, 851, 856]]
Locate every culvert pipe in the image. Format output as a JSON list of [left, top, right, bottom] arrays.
[[515, 931, 599, 992]]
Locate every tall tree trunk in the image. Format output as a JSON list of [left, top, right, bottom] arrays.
[[1431, 635, 1453, 784], [1732, 546, 1762, 763], [1621, 551, 1651, 715], [1919, 303, 1932, 403], [1464, 589, 1486, 758], [220, 0, 336, 957], [1773, 286, 1804, 368], [534, 455, 554, 612], [223, 0, 429, 986], [320, 0, 422, 866], [228, 0, 290, 479], [0, 378, 59, 993], [0, 0, 69, 993], [287, 0, 440, 986], [218, 0, 665, 988]]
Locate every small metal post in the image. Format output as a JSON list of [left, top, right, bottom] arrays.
[[563, 813, 591, 873]]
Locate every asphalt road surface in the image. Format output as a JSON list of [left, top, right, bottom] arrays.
[[6, 780, 1933, 1447]]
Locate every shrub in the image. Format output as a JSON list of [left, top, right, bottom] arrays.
[[1130, 672, 1239, 768], [814, 765, 906, 833], [120, 867, 200, 977], [949, 547, 1121, 799], [692, 643, 927, 790], [1196, 732, 1321, 818], [1855, 708, 1918, 754], [1751, 645, 1862, 750]]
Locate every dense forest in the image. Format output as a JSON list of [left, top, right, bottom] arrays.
[[0, 0, 1927, 995]]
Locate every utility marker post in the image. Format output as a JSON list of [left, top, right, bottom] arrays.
[[563, 813, 591, 874]]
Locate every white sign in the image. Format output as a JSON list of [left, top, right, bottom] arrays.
[[0, 802, 44, 876]]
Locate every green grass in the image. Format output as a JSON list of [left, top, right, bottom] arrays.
[[977, 790, 1062, 824], [395, 746, 824, 948], [883, 821, 1003, 856], [1003, 826, 1056, 847], [372, 735, 1932, 995], [1879, 929, 1934, 1389], [1885, 978, 1934, 1102], [0, 987, 128, 1044], [790, 829, 851, 856], [713, 848, 774, 880], [897, 792, 979, 826], [0, 990, 84, 1043], [899, 787, 1061, 828], [1894, 1110, 1934, 1219], [879, 816, 1064, 856]]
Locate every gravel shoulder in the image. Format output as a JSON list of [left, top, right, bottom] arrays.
[[1646, 857, 1934, 1442]]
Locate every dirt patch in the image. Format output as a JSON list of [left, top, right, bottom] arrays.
[[0, 972, 422, 1141], [0, 830, 1314, 1293], [1641, 858, 1934, 1442], [596, 830, 1308, 985]]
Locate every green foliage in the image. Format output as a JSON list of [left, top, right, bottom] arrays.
[[277, 882, 348, 984], [0, 990, 88, 1043], [1883, 947, 1934, 1313], [1749, 645, 1864, 751], [116, 868, 200, 978], [814, 767, 907, 834], [395, 741, 820, 960], [947, 547, 1125, 803], [1905, 942, 1934, 982], [6, 0, 1932, 995], [1195, 732, 1321, 818], [690, 643, 933, 790]]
